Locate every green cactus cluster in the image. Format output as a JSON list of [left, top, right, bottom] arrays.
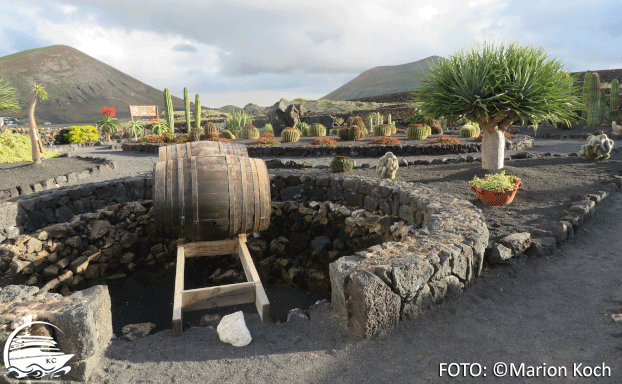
[[164, 88, 174, 133], [406, 124, 430, 140], [226, 110, 252, 132], [281, 127, 301, 142], [345, 116, 366, 132], [460, 124, 478, 138], [330, 156, 354, 173], [338, 125, 366, 141], [308, 123, 327, 137], [194, 94, 201, 129], [374, 124, 392, 136]]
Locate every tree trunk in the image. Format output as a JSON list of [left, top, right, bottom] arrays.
[[28, 96, 42, 164], [482, 129, 505, 170]]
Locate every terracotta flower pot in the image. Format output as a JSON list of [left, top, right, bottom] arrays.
[[471, 179, 522, 206]]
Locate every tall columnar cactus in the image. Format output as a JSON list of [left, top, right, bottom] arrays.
[[183, 87, 191, 133], [587, 72, 601, 127], [330, 156, 354, 173], [281, 127, 301, 142], [599, 90, 609, 124], [308, 123, 327, 137], [406, 124, 429, 140], [578, 133, 614, 160], [194, 94, 201, 129], [581, 70, 591, 123], [611, 79, 620, 112], [164, 88, 174, 133]]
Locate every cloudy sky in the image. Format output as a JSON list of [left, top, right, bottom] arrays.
[[0, 0, 620, 108]]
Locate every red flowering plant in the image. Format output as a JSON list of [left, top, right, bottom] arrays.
[[429, 136, 463, 144], [310, 137, 339, 146], [367, 136, 401, 145], [251, 137, 281, 146], [97, 106, 120, 141]]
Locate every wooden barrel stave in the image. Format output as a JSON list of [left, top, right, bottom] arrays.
[[153, 155, 270, 241], [158, 141, 248, 161]]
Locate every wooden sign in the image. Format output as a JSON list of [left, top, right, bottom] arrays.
[[129, 105, 158, 121]]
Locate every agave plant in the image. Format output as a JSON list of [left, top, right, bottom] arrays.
[[97, 116, 121, 141], [127, 120, 145, 140], [150, 120, 169, 135]]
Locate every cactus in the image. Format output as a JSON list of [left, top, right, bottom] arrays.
[[389, 124, 397, 135], [281, 127, 300, 142], [587, 72, 601, 127], [226, 110, 252, 132], [581, 71, 591, 123], [295, 121, 310, 133], [338, 125, 366, 141], [330, 156, 354, 173], [241, 126, 260, 140], [600, 90, 609, 124], [345, 116, 366, 132], [406, 124, 430, 140], [460, 125, 478, 138], [333, 117, 344, 127], [430, 124, 443, 135], [183, 87, 191, 133], [189, 128, 203, 141], [611, 79, 620, 112], [164, 88, 174, 133], [204, 122, 218, 137], [221, 129, 235, 139], [578, 133, 614, 160], [609, 110, 622, 125], [555, 121, 571, 130], [329, 128, 340, 135], [376, 152, 399, 179], [374, 124, 392, 136], [613, 121, 622, 135], [194, 94, 201, 129], [260, 124, 273, 133], [164, 132, 175, 141], [308, 123, 327, 137]]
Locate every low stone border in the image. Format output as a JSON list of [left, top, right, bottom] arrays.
[[0, 156, 117, 201], [120, 135, 534, 158], [0, 177, 153, 241]]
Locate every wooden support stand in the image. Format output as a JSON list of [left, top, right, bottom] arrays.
[[172, 234, 270, 336]]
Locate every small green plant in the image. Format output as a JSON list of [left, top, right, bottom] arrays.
[[0, 131, 58, 163], [310, 137, 338, 146], [64, 125, 99, 144], [330, 156, 354, 173], [333, 117, 344, 127], [469, 170, 521, 192], [429, 136, 462, 144], [260, 124, 273, 133], [127, 120, 144, 140], [251, 137, 281, 146], [367, 136, 401, 145], [150, 120, 169, 135]]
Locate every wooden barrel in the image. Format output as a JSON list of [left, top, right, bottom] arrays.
[[153, 155, 271, 241], [158, 141, 248, 161]]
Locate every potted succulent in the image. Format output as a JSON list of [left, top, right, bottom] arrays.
[[469, 170, 522, 206]]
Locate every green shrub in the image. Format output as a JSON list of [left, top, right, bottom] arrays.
[[64, 125, 99, 144], [260, 124, 273, 133], [0, 131, 58, 163]]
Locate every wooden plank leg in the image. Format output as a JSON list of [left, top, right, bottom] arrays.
[[172, 240, 185, 336], [238, 235, 270, 323]]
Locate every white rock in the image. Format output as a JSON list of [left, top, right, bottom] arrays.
[[217, 311, 252, 347]]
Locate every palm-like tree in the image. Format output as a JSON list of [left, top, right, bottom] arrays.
[[0, 77, 19, 113], [29, 84, 48, 163], [413, 39, 583, 169], [127, 119, 144, 140]]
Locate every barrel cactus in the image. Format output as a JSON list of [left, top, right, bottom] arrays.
[[329, 128, 340, 135], [241, 126, 260, 140], [376, 152, 399, 179], [374, 124, 392, 137], [388, 124, 397, 134], [609, 110, 622, 125], [430, 124, 443, 135], [281, 127, 300, 142], [308, 123, 327, 137], [330, 156, 354, 173], [406, 124, 430, 140], [345, 116, 366, 132], [460, 124, 478, 138], [189, 128, 203, 141], [221, 129, 235, 140], [338, 125, 366, 141], [578, 133, 614, 160], [204, 122, 218, 137]]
